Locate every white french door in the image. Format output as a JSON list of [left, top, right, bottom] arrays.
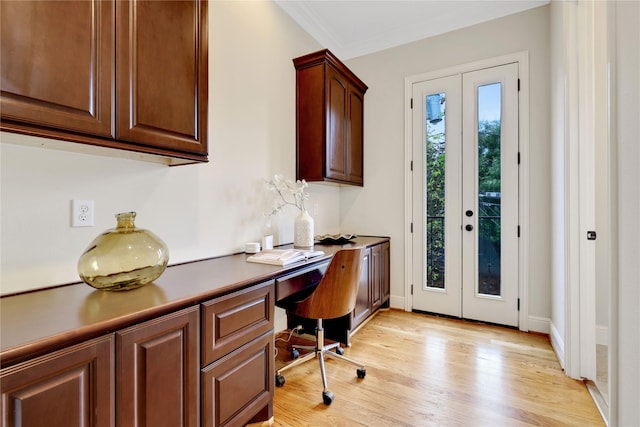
[[411, 63, 520, 327]]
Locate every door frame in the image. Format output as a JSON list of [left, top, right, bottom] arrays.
[[403, 51, 531, 331]]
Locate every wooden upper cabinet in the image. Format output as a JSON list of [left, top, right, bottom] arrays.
[[0, 0, 114, 137], [294, 49, 367, 186], [0, 0, 208, 165], [116, 0, 208, 155]]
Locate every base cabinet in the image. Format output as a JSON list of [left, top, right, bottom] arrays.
[[353, 247, 372, 327], [116, 306, 199, 427], [201, 332, 274, 427], [1, 335, 114, 427], [200, 280, 275, 427]]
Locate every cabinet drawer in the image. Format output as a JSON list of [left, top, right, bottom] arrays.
[[201, 281, 274, 366], [201, 331, 273, 427]]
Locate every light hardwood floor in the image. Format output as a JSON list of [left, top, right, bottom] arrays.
[[272, 309, 604, 426]]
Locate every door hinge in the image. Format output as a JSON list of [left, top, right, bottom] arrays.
[[410, 98, 413, 109], [517, 225, 520, 237], [517, 78, 521, 91], [410, 222, 414, 233], [411, 284, 414, 295], [517, 298, 520, 311], [517, 152, 521, 164], [410, 160, 413, 171]]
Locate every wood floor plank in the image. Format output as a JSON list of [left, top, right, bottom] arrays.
[[273, 309, 604, 426]]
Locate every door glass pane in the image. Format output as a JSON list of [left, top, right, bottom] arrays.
[[477, 83, 501, 296], [425, 93, 446, 289]]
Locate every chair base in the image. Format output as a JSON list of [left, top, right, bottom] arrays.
[[275, 319, 366, 405]]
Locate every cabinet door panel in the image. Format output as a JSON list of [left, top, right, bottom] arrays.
[[116, 0, 207, 154], [382, 241, 390, 303], [371, 244, 382, 309], [326, 68, 347, 181], [353, 248, 371, 328], [116, 306, 199, 427], [0, 335, 114, 427], [201, 332, 273, 427], [0, 0, 114, 137], [348, 89, 364, 184]]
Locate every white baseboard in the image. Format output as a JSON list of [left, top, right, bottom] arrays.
[[550, 320, 566, 370], [596, 324, 609, 346], [527, 315, 550, 334], [389, 295, 406, 310]]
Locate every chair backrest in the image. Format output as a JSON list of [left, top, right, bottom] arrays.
[[291, 247, 365, 320]]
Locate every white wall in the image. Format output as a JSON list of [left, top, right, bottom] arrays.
[[0, 1, 335, 295], [549, 0, 566, 362], [341, 6, 551, 324], [613, 0, 640, 423]]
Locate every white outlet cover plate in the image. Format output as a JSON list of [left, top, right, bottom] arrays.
[[72, 199, 94, 227]]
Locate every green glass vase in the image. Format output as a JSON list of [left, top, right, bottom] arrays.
[[78, 212, 169, 291]]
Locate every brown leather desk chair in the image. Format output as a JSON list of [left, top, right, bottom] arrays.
[[275, 247, 367, 405]]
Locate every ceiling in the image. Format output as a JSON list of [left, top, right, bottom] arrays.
[[275, 0, 549, 59]]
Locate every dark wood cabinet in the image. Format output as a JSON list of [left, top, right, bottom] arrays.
[[1, 335, 114, 427], [201, 281, 274, 427], [116, 306, 199, 427], [115, 0, 208, 157], [353, 240, 390, 330], [201, 332, 273, 427], [0, 0, 208, 165], [370, 240, 391, 311], [0, 1, 114, 138], [353, 247, 372, 327], [294, 49, 367, 186]]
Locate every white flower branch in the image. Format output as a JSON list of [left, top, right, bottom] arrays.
[[264, 174, 309, 225]]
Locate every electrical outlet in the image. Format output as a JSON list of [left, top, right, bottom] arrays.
[[71, 200, 94, 227]]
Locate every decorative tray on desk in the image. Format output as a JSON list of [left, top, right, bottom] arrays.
[[314, 233, 357, 244]]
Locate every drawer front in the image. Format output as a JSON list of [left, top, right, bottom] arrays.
[[201, 331, 273, 427], [275, 261, 328, 302], [201, 281, 274, 366]]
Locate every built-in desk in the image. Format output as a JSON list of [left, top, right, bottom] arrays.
[[0, 236, 389, 426]]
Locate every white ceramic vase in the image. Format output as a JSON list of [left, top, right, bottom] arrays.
[[294, 210, 314, 248]]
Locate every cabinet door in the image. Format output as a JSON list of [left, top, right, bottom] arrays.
[[116, 0, 207, 155], [326, 66, 348, 182], [1, 335, 114, 427], [116, 306, 199, 427], [381, 241, 391, 303], [201, 331, 273, 427], [0, 0, 114, 137], [371, 244, 382, 309], [353, 247, 372, 328], [347, 87, 365, 185]]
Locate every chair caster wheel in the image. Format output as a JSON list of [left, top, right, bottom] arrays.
[[357, 368, 366, 379], [322, 390, 334, 405], [275, 374, 285, 387], [335, 346, 345, 356], [291, 348, 300, 359]]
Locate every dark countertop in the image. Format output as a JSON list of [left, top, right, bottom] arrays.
[[0, 236, 389, 367]]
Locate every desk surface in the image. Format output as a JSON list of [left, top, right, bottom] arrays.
[[0, 236, 389, 367]]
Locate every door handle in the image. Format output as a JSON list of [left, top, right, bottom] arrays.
[[465, 224, 473, 231]]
